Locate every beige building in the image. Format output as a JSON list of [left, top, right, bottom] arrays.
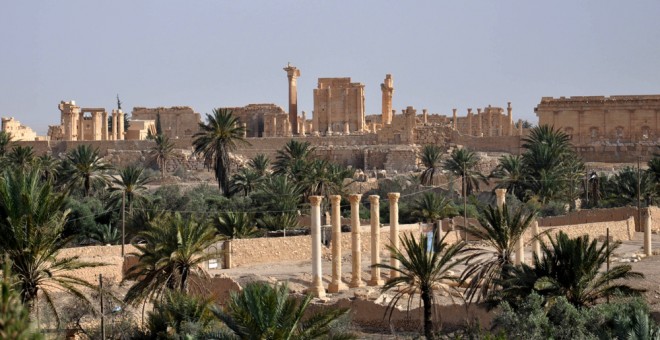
[[313, 78, 366, 134], [535, 95, 660, 144], [227, 104, 290, 138], [49, 101, 124, 141], [131, 106, 201, 139], [1, 117, 37, 141], [126, 120, 157, 140]]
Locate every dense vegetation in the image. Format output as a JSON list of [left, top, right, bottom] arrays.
[[0, 119, 659, 338]]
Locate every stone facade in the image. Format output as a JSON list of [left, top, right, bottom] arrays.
[[1, 117, 37, 141], [131, 106, 201, 139], [313, 77, 366, 134], [49, 101, 124, 141], [227, 104, 288, 137], [125, 120, 157, 140], [535, 95, 660, 144]]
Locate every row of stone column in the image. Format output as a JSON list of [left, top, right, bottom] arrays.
[[309, 193, 401, 298]]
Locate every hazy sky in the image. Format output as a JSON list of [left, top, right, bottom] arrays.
[[2, 1, 660, 134]]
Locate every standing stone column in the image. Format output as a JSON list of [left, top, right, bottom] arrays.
[[507, 102, 513, 136], [328, 195, 346, 293], [477, 108, 483, 137], [118, 110, 125, 140], [349, 194, 364, 288], [467, 109, 473, 136], [644, 209, 652, 257], [518, 119, 523, 136], [284, 64, 300, 135], [300, 111, 307, 135], [452, 108, 458, 130], [531, 220, 541, 258], [368, 195, 384, 286], [78, 112, 85, 141], [111, 111, 118, 141], [102, 111, 108, 140], [381, 74, 394, 125], [309, 196, 325, 298], [388, 193, 401, 278], [495, 189, 507, 210]]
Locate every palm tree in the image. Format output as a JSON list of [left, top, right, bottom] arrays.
[[61, 144, 112, 196], [33, 154, 60, 183], [304, 159, 353, 198], [192, 108, 248, 195], [490, 154, 525, 200], [150, 134, 175, 178], [410, 192, 457, 223], [123, 213, 221, 306], [459, 204, 537, 303], [419, 144, 444, 186], [0, 258, 44, 340], [212, 281, 354, 339], [143, 290, 216, 339], [108, 164, 152, 215], [0, 131, 11, 157], [442, 148, 488, 196], [605, 166, 656, 206], [230, 167, 263, 196], [0, 169, 105, 323], [6, 146, 34, 171], [521, 125, 584, 204], [373, 232, 467, 339], [249, 153, 271, 176], [213, 211, 259, 239], [273, 139, 316, 177], [499, 232, 644, 307]]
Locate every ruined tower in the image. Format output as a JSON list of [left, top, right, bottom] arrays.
[[284, 63, 301, 135], [381, 74, 394, 125]]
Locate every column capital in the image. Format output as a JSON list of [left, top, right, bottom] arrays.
[[369, 195, 380, 204], [349, 194, 362, 204], [330, 195, 341, 204], [309, 195, 323, 206], [388, 192, 400, 202]]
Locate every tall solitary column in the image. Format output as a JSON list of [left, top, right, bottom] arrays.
[[328, 195, 347, 293], [309, 196, 326, 298], [644, 209, 653, 257], [507, 102, 513, 136], [284, 64, 301, 135], [368, 195, 384, 286], [452, 108, 458, 130], [381, 74, 394, 125], [349, 194, 365, 288], [388, 192, 401, 278]]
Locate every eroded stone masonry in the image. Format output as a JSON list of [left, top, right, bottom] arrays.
[[3, 64, 659, 166]]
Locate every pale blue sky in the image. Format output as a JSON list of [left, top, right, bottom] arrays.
[[2, 1, 659, 134]]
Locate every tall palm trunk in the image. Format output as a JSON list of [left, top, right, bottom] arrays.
[[421, 284, 434, 339]]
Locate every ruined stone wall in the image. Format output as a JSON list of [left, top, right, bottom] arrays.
[[535, 95, 660, 145], [224, 104, 286, 138], [452, 132, 523, 154], [313, 78, 365, 133], [528, 217, 634, 243], [131, 106, 201, 139], [536, 206, 652, 231]]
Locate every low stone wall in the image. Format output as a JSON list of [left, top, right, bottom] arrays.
[[230, 224, 435, 268], [527, 217, 634, 244], [537, 206, 660, 233]]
